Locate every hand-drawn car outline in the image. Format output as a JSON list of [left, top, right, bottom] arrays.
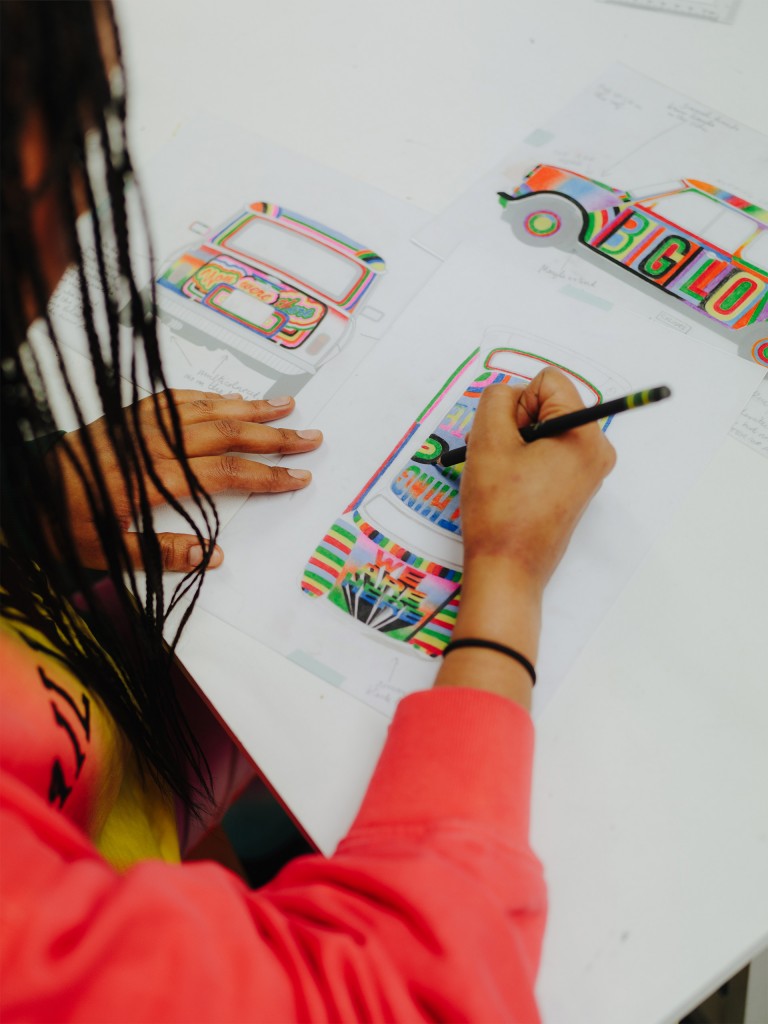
[[301, 344, 608, 658], [498, 166, 768, 366], [152, 202, 386, 399]]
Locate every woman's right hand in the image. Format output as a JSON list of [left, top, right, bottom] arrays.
[[435, 368, 616, 707], [460, 368, 616, 597]]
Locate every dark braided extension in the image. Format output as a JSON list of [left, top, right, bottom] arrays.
[[1, 1, 222, 811]]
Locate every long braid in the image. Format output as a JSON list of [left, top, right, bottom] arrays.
[[1, 1, 222, 810]]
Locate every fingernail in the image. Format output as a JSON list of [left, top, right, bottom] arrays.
[[223, 392, 242, 399], [287, 469, 311, 481], [267, 396, 293, 407], [189, 545, 224, 568], [297, 429, 322, 441]]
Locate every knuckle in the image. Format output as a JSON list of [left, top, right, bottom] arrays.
[[263, 465, 286, 492], [214, 418, 241, 441], [218, 455, 242, 481], [158, 534, 180, 568], [190, 398, 215, 415]]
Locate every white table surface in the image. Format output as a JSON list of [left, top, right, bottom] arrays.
[[115, 2, 768, 1021]]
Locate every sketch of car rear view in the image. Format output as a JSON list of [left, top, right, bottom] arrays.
[[151, 202, 387, 399], [499, 166, 768, 366]]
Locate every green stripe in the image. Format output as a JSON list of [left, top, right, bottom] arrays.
[[317, 547, 345, 568], [421, 625, 450, 641], [304, 570, 332, 588], [330, 524, 357, 544]]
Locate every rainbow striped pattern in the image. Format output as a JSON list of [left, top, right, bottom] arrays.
[[301, 512, 462, 656], [504, 166, 768, 354], [686, 180, 768, 227], [157, 201, 386, 358], [410, 594, 461, 658], [159, 246, 329, 349], [343, 349, 481, 514], [302, 519, 355, 598]]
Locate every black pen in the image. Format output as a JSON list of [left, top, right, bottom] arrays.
[[439, 385, 672, 467]]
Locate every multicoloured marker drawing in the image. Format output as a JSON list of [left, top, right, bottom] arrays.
[[499, 167, 768, 365], [153, 202, 386, 397], [302, 345, 607, 658]]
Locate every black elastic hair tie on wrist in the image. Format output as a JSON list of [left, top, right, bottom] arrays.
[[441, 638, 537, 686]]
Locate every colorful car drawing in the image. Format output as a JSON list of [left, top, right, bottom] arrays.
[[301, 345, 607, 658], [152, 202, 386, 397], [498, 166, 768, 366]]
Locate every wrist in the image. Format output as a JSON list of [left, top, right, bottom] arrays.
[[457, 559, 542, 662], [434, 647, 534, 709], [431, 557, 543, 709], [461, 553, 545, 606]]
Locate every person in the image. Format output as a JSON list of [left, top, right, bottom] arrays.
[[0, 2, 616, 1021]]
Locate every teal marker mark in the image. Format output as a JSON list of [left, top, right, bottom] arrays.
[[288, 650, 345, 687], [560, 285, 614, 311], [524, 129, 556, 147]]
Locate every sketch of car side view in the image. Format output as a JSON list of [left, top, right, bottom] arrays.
[[151, 202, 387, 399], [498, 166, 768, 366], [301, 345, 609, 659]]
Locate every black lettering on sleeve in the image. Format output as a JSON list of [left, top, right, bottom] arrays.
[[48, 758, 73, 808], [49, 702, 86, 778], [38, 667, 91, 739]]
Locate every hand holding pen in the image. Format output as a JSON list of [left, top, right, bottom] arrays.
[[440, 385, 671, 467], [434, 367, 619, 706]]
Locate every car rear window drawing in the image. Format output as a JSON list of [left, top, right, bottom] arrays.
[[302, 344, 609, 657]]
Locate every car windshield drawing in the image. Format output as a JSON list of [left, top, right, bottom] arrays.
[[302, 346, 607, 658], [499, 167, 768, 366], [153, 202, 386, 398]]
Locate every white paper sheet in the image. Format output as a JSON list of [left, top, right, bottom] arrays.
[[197, 235, 764, 716]]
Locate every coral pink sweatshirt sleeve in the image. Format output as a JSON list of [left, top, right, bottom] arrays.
[[0, 687, 546, 1023]]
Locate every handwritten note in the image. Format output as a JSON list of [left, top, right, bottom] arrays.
[[730, 377, 768, 458]]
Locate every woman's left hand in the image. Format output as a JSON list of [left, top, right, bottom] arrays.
[[47, 390, 323, 572]]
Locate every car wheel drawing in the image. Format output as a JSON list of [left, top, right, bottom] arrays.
[[504, 192, 583, 250]]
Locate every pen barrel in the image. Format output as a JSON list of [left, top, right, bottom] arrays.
[[519, 403, 607, 441], [438, 387, 670, 465], [440, 446, 468, 468], [520, 387, 670, 442]]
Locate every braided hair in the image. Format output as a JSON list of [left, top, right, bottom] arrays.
[[1, 0, 219, 810]]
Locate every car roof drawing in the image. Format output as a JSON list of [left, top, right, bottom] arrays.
[[152, 202, 386, 397], [302, 345, 609, 658], [499, 166, 768, 366]]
